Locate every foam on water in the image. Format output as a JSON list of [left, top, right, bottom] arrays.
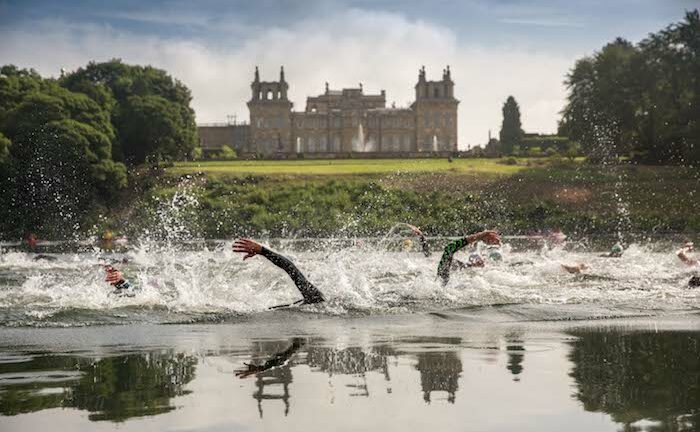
[[0, 238, 698, 327]]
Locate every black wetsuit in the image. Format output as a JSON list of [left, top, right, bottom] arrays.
[[108, 278, 138, 297], [689, 275, 700, 288], [417, 234, 431, 257], [105, 248, 323, 305], [437, 237, 474, 285], [419, 234, 476, 283], [260, 246, 325, 305]]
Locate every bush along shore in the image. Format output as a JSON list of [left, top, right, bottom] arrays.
[[87, 159, 700, 241]]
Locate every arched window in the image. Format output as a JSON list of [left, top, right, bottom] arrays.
[[434, 87, 440, 98], [266, 89, 273, 100], [311, 106, 317, 113]]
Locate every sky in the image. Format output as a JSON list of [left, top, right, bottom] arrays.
[[0, 0, 695, 147]]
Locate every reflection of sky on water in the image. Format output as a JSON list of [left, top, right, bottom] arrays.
[[0, 317, 698, 431]]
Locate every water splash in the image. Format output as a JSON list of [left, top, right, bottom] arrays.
[[0, 238, 697, 327]]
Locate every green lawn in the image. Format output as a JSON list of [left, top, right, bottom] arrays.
[[170, 158, 529, 176]]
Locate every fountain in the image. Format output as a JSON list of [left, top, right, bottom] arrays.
[[353, 123, 365, 152]]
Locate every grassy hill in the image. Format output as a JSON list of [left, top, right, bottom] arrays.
[[108, 158, 700, 239]]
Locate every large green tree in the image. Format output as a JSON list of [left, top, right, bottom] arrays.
[[62, 60, 197, 164], [0, 59, 198, 237], [561, 38, 638, 162], [1, 94, 126, 235], [499, 96, 523, 155], [561, 10, 700, 164], [0, 66, 126, 236]]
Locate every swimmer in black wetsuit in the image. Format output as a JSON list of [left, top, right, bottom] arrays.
[[405, 225, 501, 281], [436, 230, 501, 285], [233, 238, 325, 307]]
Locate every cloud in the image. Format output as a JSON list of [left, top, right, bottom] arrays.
[[0, 9, 577, 147], [498, 17, 585, 28]]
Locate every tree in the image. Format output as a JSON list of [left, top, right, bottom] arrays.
[[499, 96, 523, 155], [218, 145, 237, 160], [117, 95, 197, 164], [632, 10, 700, 164], [5, 119, 126, 235], [561, 10, 700, 164], [561, 39, 638, 162], [0, 67, 126, 236], [62, 60, 197, 164], [0, 132, 10, 165]]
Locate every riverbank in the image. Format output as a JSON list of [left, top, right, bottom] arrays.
[[102, 158, 700, 239]]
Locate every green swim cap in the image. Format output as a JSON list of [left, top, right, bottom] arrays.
[[611, 243, 623, 254]]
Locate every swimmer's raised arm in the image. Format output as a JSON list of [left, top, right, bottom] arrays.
[[103, 265, 132, 291], [437, 231, 500, 285], [233, 239, 325, 305], [406, 224, 431, 257], [677, 243, 698, 266], [561, 263, 588, 274]]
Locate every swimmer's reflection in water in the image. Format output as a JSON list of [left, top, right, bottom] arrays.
[[235, 338, 305, 379], [235, 339, 304, 417]]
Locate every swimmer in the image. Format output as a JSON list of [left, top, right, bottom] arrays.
[[466, 252, 485, 268], [547, 228, 567, 246], [689, 275, 700, 288], [487, 246, 504, 262], [561, 263, 589, 274], [103, 265, 137, 296], [405, 224, 431, 257], [601, 243, 624, 258], [677, 242, 698, 266], [25, 233, 37, 250], [437, 230, 501, 284], [233, 239, 325, 307], [408, 225, 497, 273]]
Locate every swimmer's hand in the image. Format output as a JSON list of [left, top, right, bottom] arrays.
[[233, 239, 263, 260], [104, 266, 125, 286], [470, 230, 501, 246], [405, 224, 423, 237], [562, 263, 588, 274]]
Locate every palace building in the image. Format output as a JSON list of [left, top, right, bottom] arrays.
[[197, 66, 459, 158]]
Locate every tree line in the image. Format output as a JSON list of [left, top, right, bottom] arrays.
[[0, 60, 197, 237], [560, 9, 699, 164], [497, 10, 699, 165]]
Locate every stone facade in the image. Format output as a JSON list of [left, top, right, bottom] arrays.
[[197, 66, 459, 158]]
